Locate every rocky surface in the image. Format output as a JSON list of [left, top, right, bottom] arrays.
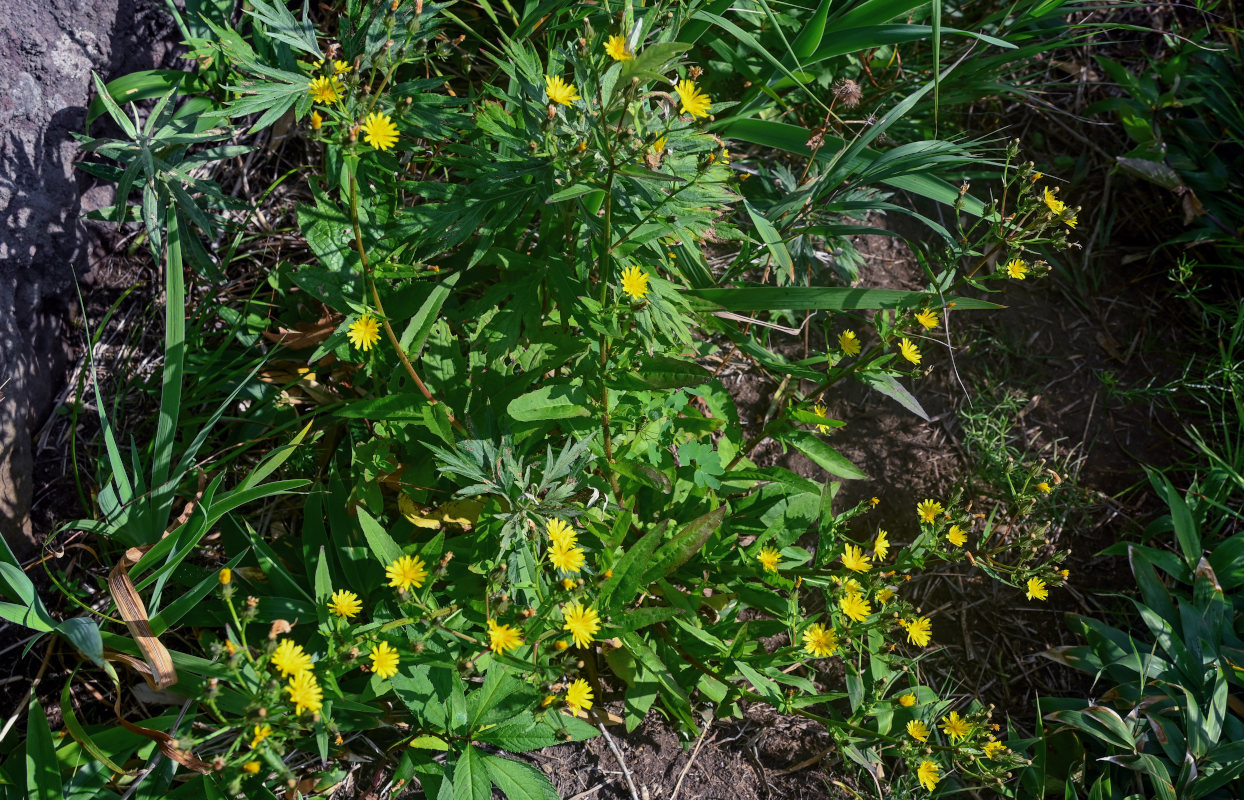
[[0, 0, 179, 555]]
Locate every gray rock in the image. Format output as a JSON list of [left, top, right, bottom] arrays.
[[0, 0, 180, 556]]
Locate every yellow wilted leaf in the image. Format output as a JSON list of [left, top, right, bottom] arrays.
[[399, 495, 485, 530]]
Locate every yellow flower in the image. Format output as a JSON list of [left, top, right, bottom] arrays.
[[802, 623, 839, 658], [333, 59, 353, 74], [1064, 214, 1078, 229], [347, 314, 381, 351], [1036, 481, 1051, 493], [898, 693, 916, 707], [561, 577, 577, 591], [874, 529, 890, 560], [604, 35, 633, 61], [1032, 171, 1043, 181], [899, 337, 922, 365], [841, 577, 862, 595], [361, 112, 399, 150], [546, 517, 577, 548], [1059, 568, 1070, 580], [620, 265, 650, 300], [328, 589, 362, 619], [812, 403, 832, 434], [914, 308, 939, 329], [984, 739, 1008, 759], [841, 543, 872, 573], [869, 497, 880, 507], [310, 110, 323, 130], [916, 499, 944, 524], [271, 639, 313, 678], [1026, 576, 1048, 601], [675, 79, 712, 119], [487, 619, 524, 656], [224, 640, 238, 656], [907, 719, 930, 742], [218, 568, 232, 585], [839, 593, 872, 623], [385, 554, 429, 591], [839, 329, 861, 356], [1006, 258, 1029, 280], [285, 669, 323, 715], [565, 678, 594, 715], [548, 541, 585, 574], [941, 711, 971, 741], [876, 587, 894, 604], [562, 602, 601, 649], [758, 547, 781, 573], [554, 640, 570, 651], [369, 641, 400, 679], [1043, 186, 1066, 216], [250, 723, 272, 749], [308, 75, 342, 104], [242, 761, 261, 774], [652, 136, 667, 155], [947, 525, 967, 547], [545, 75, 580, 106], [905, 616, 932, 647], [917, 760, 940, 791]]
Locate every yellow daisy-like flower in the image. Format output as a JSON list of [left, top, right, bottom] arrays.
[[1026, 576, 1048, 601], [546, 517, 577, 548], [874, 529, 890, 560], [565, 678, 594, 715], [898, 693, 916, 707], [604, 34, 633, 61], [561, 577, 577, 591], [548, 541, 585, 574], [984, 739, 1008, 759], [675, 79, 712, 119], [812, 403, 832, 434], [620, 265, 650, 300], [941, 711, 972, 741], [876, 587, 895, 604], [802, 623, 839, 658], [840, 577, 862, 595], [907, 719, 930, 742], [242, 761, 261, 774], [652, 136, 667, 155], [1043, 186, 1066, 216], [869, 496, 880, 507], [347, 314, 381, 352], [545, 75, 580, 106], [328, 589, 362, 619], [562, 602, 601, 649], [385, 554, 429, 592], [839, 329, 861, 356], [271, 639, 313, 678], [487, 619, 524, 656], [758, 547, 781, 573], [333, 59, 353, 74], [916, 499, 944, 524], [946, 525, 967, 547], [1059, 568, 1070, 580], [905, 616, 932, 647], [914, 308, 940, 329], [361, 112, 399, 151], [218, 568, 232, 585], [1036, 481, 1051, 493], [1006, 258, 1029, 280], [285, 669, 323, 715], [308, 75, 342, 104], [839, 592, 872, 623], [899, 337, 922, 365], [310, 110, 323, 130], [917, 760, 941, 791], [1064, 214, 1078, 229], [841, 543, 872, 573], [369, 641, 400, 679], [250, 723, 272, 749]]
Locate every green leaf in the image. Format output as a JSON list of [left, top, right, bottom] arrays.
[[735, 660, 782, 704], [684, 286, 1000, 312], [334, 395, 429, 420], [0, 562, 57, 631], [357, 507, 404, 565], [641, 505, 727, 584], [27, 696, 61, 800], [507, 383, 592, 422], [60, 676, 125, 774], [616, 356, 713, 390], [467, 666, 533, 730], [56, 618, 104, 669], [857, 372, 929, 420], [399, 272, 461, 358], [783, 430, 866, 480], [599, 522, 669, 609], [452, 745, 492, 800], [545, 183, 600, 204], [482, 754, 560, 800], [314, 546, 332, 607], [744, 201, 794, 281]]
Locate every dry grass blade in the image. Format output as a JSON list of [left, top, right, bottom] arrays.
[[106, 547, 176, 690]]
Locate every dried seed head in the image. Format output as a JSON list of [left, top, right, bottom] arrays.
[[833, 79, 863, 108]]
